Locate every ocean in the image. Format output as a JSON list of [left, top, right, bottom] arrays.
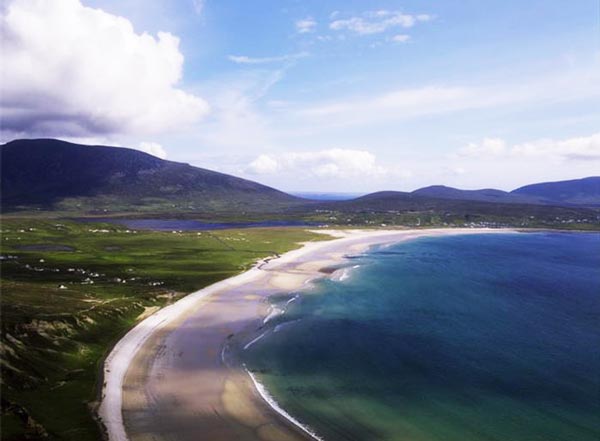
[[241, 232, 600, 441]]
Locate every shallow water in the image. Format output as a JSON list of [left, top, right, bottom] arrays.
[[74, 218, 319, 231], [15, 244, 75, 251], [242, 232, 600, 441]]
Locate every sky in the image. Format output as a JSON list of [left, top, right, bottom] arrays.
[[1, 0, 599, 192]]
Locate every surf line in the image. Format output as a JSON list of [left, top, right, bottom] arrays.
[[243, 331, 268, 350], [245, 367, 325, 441]]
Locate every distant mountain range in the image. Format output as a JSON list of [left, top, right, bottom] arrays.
[[511, 178, 600, 206], [412, 178, 600, 206], [1, 139, 599, 220]]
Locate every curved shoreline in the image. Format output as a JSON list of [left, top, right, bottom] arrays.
[[98, 228, 516, 441], [96, 255, 270, 441], [245, 368, 325, 441]]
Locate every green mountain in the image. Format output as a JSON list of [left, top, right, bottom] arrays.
[[411, 186, 534, 204], [0, 139, 304, 213], [412, 178, 600, 206], [1, 139, 598, 227], [511, 177, 600, 206], [318, 190, 594, 216], [299, 189, 599, 228]]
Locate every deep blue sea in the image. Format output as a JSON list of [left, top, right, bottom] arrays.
[[242, 232, 600, 441]]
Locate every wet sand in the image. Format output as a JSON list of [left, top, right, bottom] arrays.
[[98, 228, 513, 441]]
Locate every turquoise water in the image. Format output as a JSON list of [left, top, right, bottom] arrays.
[[242, 232, 600, 441]]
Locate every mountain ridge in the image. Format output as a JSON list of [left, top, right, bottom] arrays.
[[411, 178, 600, 206], [1, 139, 599, 215], [512, 177, 600, 206], [1, 139, 304, 212]]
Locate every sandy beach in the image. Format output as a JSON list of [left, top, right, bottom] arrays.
[[97, 228, 515, 441]]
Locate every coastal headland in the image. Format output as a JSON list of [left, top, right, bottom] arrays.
[[98, 228, 515, 441]]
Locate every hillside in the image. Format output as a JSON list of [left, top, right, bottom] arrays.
[[511, 177, 600, 206], [411, 186, 538, 204], [0, 139, 304, 213], [299, 190, 599, 228], [1, 139, 598, 226], [322, 191, 595, 216], [411, 178, 600, 206]]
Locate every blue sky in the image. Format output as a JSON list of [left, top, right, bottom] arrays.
[[2, 0, 599, 191]]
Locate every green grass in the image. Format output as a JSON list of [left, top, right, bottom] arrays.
[[0, 218, 326, 441]]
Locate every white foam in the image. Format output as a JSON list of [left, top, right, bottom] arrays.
[[243, 331, 268, 350], [263, 306, 284, 324], [246, 368, 324, 441], [332, 263, 363, 283], [274, 319, 302, 333], [339, 268, 351, 281]]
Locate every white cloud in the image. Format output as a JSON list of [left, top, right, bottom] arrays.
[[228, 52, 309, 64], [457, 133, 600, 162], [1, 0, 209, 139], [138, 141, 167, 159], [247, 154, 279, 174], [299, 85, 472, 121], [439, 132, 600, 190], [391, 34, 411, 43], [296, 69, 600, 127], [330, 10, 431, 35], [457, 138, 507, 157], [246, 149, 389, 179], [192, 69, 285, 150], [295, 17, 316, 33], [512, 133, 600, 161]]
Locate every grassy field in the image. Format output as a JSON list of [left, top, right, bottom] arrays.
[[0, 218, 326, 441]]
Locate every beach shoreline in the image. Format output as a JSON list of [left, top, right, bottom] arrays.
[[97, 227, 516, 441]]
